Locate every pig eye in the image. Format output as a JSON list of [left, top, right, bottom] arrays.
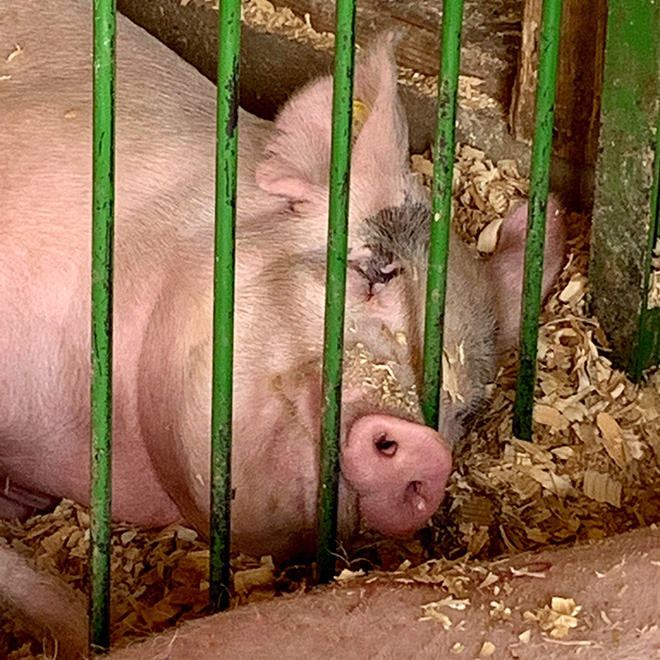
[[350, 257, 401, 289]]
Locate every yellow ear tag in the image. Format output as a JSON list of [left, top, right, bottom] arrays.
[[352, 99, 370, 140]]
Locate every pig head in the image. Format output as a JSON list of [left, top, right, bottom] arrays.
[[0, 0, 565, 560]]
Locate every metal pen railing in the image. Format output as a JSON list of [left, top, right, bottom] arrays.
[[89, 0, 116, 651], [421, 0, 464, 429], [316, 0, 357, 583], [87, 0, 563, 649], [512, 0, 563, 440], [210, 0, 241, 614]]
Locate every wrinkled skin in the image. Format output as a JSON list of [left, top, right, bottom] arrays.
[[4, 528, 660, 660], [0, 0, 565, 559]]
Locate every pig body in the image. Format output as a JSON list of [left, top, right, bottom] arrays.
[[4, 528, 660, 660], [0, 0, 564, 558], [0, 543, 87, 660]]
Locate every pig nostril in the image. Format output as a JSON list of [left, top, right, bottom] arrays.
[[375, 433, 398, 457], [407, 480, 426, 511]]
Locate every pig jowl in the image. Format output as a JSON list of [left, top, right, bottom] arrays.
[[0, 0, 565, 559]]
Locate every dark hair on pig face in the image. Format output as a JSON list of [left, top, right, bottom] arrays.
[[357, 198, 430, 283]]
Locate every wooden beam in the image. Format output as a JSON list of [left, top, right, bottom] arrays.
[[268, 0, 522, 106], [590, 0, 660, 376], [510, 0, 607, 167]]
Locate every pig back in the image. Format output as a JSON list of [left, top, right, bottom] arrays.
[[0, 0, 273, 525]]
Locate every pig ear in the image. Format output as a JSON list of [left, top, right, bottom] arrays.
[[350, 33, 410, 194], [255, 74, 334, 202], [489, 195, 566, 353], [256, 33, 409, 205]]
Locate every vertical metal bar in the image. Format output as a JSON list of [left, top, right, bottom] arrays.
[[631, 101, 660, 378], [210, 0, 240, 612], [512, 0, 563, 440], [90, 0, 116, 651], [421, 0, 464, 429], [316, 0, 356, 583], [591, 0, 660, 379]]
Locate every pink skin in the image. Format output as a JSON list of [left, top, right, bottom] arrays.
[[342, 416, 451, 536], [5, 527, 660, 660], [0, 0, 452, 558], [0, 0, 564, 561]]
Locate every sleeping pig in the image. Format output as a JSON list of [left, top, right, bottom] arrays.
[[0, 0, 564, 559]]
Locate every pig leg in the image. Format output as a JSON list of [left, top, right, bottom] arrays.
[[0, 481, 59, 520], [6, 528, 660, 659], [0, 543, 87, 660]]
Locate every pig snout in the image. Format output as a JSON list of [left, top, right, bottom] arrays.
[[341, 415, 452, 536]]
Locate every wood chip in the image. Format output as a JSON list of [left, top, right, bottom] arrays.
[[596, 412, 628, 468], [233, 556, 275, 593], [476, 217, 504, 253], [480, 641, 496, 657], [533, 404, 569, 431], [583, 470, 622, 507]]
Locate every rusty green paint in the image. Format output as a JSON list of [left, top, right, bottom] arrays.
[[316, 0, 356, 584], [210, 0, 241, 612], [421, 0, 464, 430], [631, 87, 660, 377], [591, 0, 660, 379], [90, 0, 116, 652], [512, 0, 562, 441]]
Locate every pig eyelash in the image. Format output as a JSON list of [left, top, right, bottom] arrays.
[[349, 260, 401, 300], [351, 257, 401, 287]]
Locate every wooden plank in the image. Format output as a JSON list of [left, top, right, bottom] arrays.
[[510, 0, 607, 166], [508, 0, 541, 143], [117, 0, 533, 165], [268, 0, 523, 105], [590, 0, 660, 375]]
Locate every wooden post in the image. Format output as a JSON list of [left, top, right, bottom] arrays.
[[510, 0, 607, 169], [590, 0, 660, 377]]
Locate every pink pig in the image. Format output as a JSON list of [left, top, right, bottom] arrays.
[[0, 0, 564, 559]]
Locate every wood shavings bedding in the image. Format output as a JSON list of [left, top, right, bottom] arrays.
[[411, 146, 660, 561]]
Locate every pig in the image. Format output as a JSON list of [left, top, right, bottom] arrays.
[[5, 527, 660, 660], [0, 543, 87, 660], [0, 0, 565, 560]]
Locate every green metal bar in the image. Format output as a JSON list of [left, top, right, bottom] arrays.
[[590, 0, 660, 379], [421, 0, 464, 429], [631, 99, 660, 378], [316, 0, 356, 583], [210, 0, 240, 612], [89, 0, 116, 652], [512, 0, 563, 440]]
